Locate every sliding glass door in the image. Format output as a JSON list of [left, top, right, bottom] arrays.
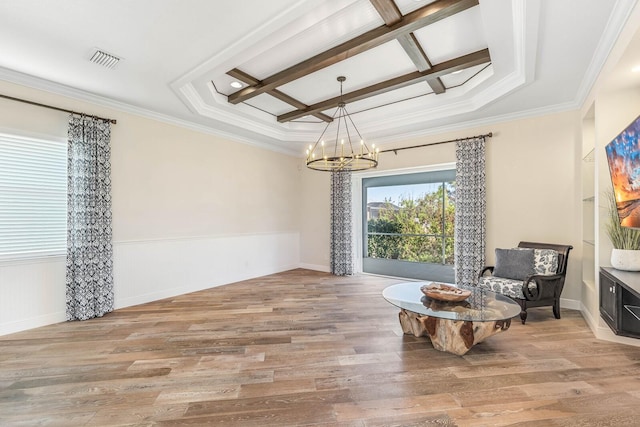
[[362, 170, 455, 282]]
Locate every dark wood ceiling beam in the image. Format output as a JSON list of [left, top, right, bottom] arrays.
[[396, 33, 430, 71], [228, 0, 479, 105], [226, 69, 333, 122], [370, 0, 445, 94], [369, 0, 403, 25], [397, 33, 446, 94], [277, 48, 489, 123], [226, 68, 258, 85]]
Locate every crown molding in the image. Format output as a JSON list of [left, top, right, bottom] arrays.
[[0, 67, 302, 157], [169, 0, 331, 89], [179, 82, 316, 146], [369, 99, 580, 149], [178, 82, 283, 140], [575, 0, 639, 108], [170, 0, 533, 153], [379, 0, 636, 146], [169, 0, 359, 90], [518, 0, 540, 81]]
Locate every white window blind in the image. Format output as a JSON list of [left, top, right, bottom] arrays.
[[0, 133, 67, 261]]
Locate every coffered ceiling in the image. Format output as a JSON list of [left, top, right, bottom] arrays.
[[0, 0, 636, 155]]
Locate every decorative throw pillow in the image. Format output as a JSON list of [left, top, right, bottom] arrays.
[[493, 248, 535, 281], [533, 249, 559, 275], [512, 247, 559, 275]]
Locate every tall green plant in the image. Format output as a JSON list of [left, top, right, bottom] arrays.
[[605, 190, 640, 249]]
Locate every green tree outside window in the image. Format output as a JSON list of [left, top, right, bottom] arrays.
[[366, 182, 454, 264]]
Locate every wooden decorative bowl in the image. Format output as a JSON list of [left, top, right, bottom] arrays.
[[420, 283, 471, 302]]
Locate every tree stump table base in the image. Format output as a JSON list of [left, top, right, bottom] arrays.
[[399, 309, 511, 355]]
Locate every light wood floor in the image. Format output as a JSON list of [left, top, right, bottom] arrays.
[[2, 269, 640, 426]]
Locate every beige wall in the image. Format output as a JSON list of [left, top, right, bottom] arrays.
[[299, 166, 330, 270], [0, 81, 301, 240], [110, 111, 301, 241], [0, 80, 302, 335], [300, 111, 583, 302]]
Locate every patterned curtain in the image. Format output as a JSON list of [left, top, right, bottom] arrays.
[[66, 115, 114, 321], [454, 137, 486, 286], [330, 170, 353, 276]]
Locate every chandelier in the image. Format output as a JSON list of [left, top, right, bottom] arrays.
[[305, 76, 379, 172]]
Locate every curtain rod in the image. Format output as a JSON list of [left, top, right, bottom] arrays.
[[380, 132, 492, 155], [0, 93, 117, 124]]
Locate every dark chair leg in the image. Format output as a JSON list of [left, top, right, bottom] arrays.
[[553, 299, 561, 319], [516, 299, 527, 324], [520, 310, 527, 324]]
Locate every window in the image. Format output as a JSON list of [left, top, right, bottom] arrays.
[[362, 169, 455, 282], [0, 133, 67, 261]]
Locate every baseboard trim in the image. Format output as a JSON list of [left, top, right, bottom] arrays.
[[560, 297, 581, 311], [579, 301, 599, 333], [298, 263, 330, 272], [0, 312, 66, 336], [114, 261, 302, 310]]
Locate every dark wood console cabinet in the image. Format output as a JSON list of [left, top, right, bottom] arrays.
[[600, 267, 640, 339]]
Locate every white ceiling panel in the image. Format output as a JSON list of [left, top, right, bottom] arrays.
[[212, 75, 249, 97], [413, 6, 488, 64], [395, 0, 440, 15], [239, 0, 382, 79], [278, 40, 417, 105], [244, 93, 297, 116], [439, 62, 492, 88], [330, 80, 432, 116]]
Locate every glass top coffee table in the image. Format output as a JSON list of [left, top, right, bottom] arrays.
[[383, 282, 521, 355]]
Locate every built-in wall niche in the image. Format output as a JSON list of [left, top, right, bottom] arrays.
[[582, 103, 596, 294]]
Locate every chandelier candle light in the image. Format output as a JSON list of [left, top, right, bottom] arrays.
[[305, 76, 379, 172]]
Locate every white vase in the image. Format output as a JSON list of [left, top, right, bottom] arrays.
[[611, 248, 640, 271]]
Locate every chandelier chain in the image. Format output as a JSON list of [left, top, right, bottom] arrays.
[[305, 76, 379, 172]]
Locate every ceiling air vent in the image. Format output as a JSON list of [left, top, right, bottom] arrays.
[[89, 49, 121, 69]]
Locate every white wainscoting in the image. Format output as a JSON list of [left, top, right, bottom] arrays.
[[0, 256, 67, 336], [0, 231, 300, 336], [113, 232, 300, 308]]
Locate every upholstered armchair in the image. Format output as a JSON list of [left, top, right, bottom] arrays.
[[477, 241, 573, 324]]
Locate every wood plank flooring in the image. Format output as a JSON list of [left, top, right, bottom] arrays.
[[1, 269, 640, 426]]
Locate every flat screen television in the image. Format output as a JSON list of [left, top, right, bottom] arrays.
[[605, 113, 640, 228]]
